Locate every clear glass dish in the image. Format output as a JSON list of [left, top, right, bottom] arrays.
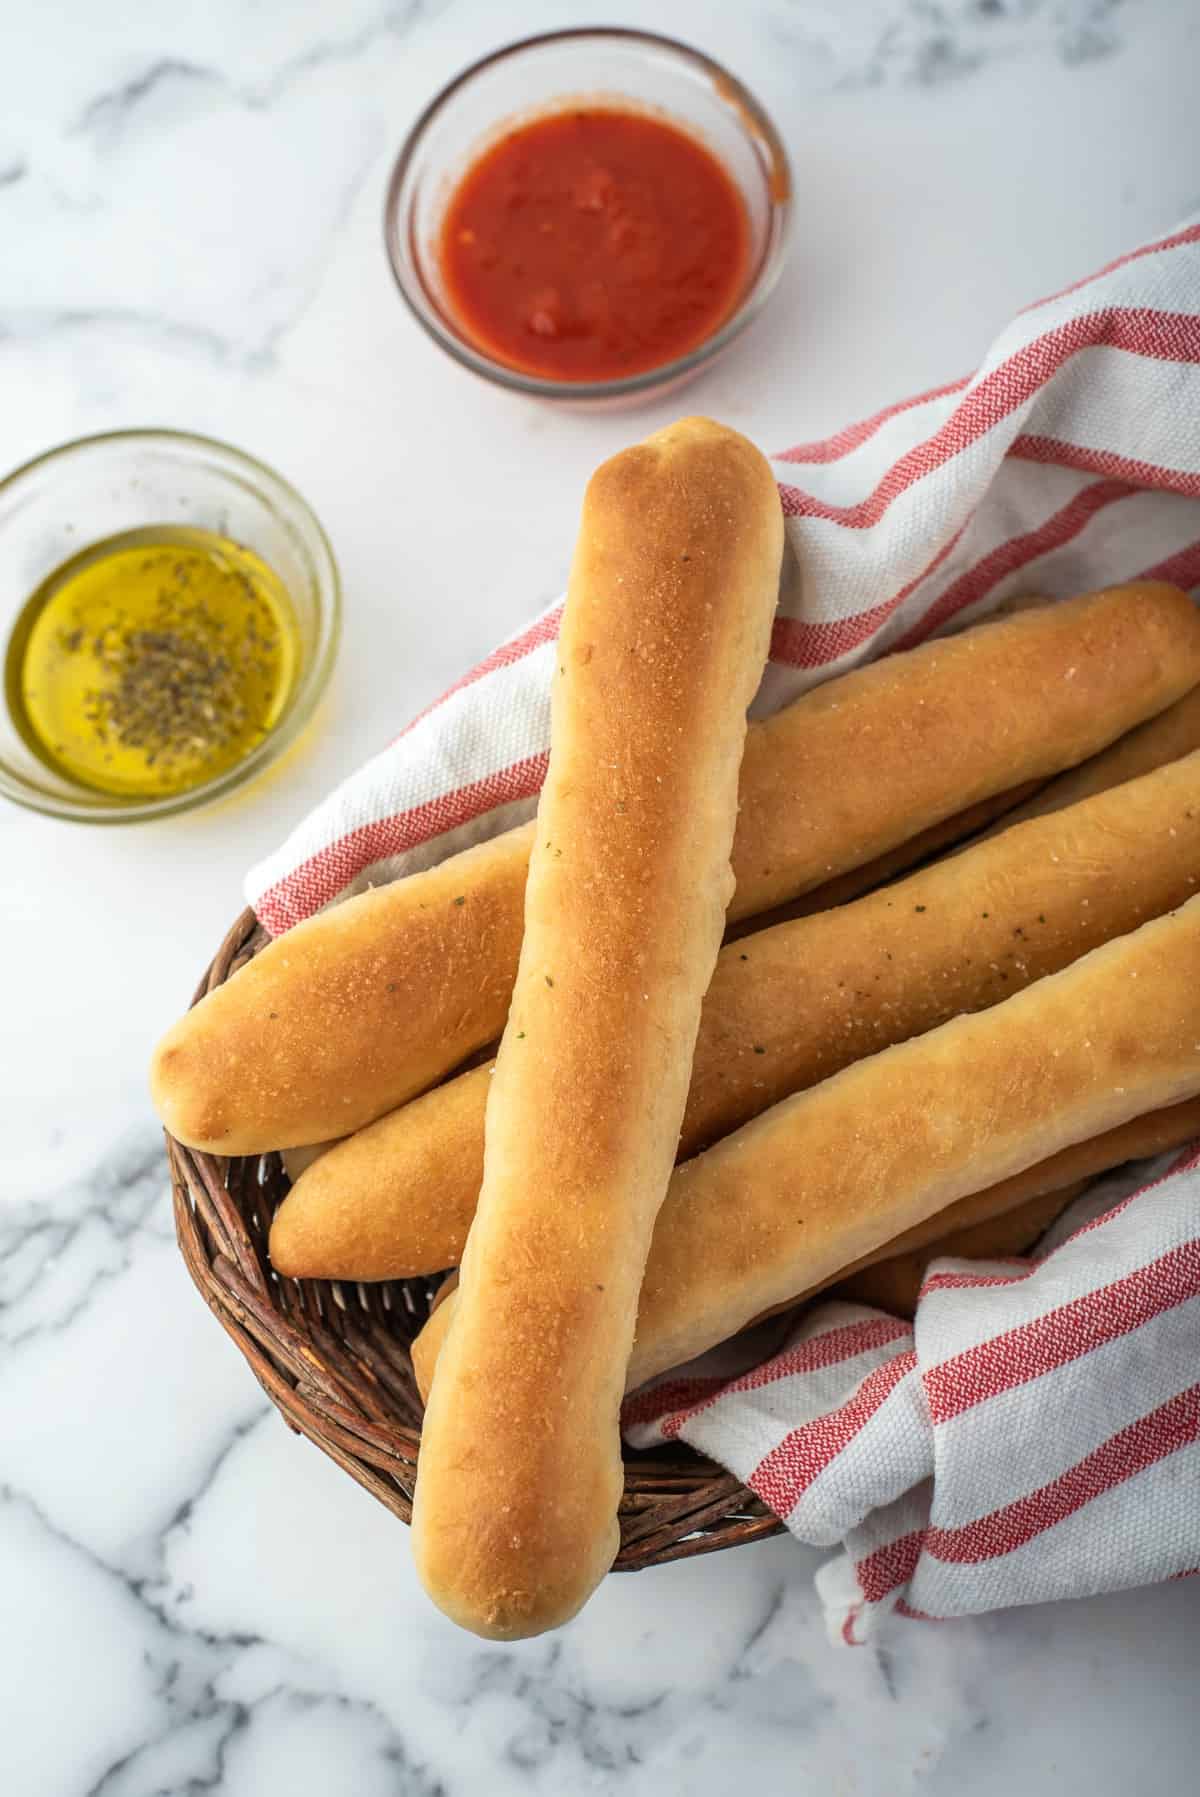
[[0, 429, 340, 823], [383, 28, 792, 408]]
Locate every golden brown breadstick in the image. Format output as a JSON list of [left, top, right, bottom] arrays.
[[276, 780, 1048, 1182], [824, 1096, 1200, 1288], [743, 1093, 1200, 1329], [271, 696, 1200, 1190], [272, 1062, 492, 1277], [272, 687, 1200, 1186], [833, 1182, 1088, 1317], [411, 1097, 1200, 1402], [152, 583, 1200, 1153], [739, 778, 1044, 930], [414, 898, 1200, 1409], [412, 419, 782, 1639], [743, 677, 1200, 932], [270, 751, 1200, 1281], [728, 583, 1199, 912], [980, 682, 1200, 837]]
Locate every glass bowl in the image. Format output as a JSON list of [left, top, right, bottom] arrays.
[[0, 429, 340, 823], [383, 28, 792, 408]]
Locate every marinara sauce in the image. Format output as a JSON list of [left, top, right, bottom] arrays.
[[438, 108, 750, 383]]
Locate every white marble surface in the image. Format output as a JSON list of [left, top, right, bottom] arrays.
[[4, 1, 1200, 1790]]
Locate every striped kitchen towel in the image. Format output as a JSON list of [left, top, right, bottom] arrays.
[[246, 217, 1200, 1637], [623, 1145, 1200, 1640]]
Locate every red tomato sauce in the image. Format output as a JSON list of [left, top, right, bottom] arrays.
[[438, 108, 751, 383]]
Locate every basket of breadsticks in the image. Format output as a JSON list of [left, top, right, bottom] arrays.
[[161, 396, 1200, 1639]]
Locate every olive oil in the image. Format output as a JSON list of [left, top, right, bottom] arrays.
[[5, 526, 298, 799]]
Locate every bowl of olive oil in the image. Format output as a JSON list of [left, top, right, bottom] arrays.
[[0, 431, 340, 821]]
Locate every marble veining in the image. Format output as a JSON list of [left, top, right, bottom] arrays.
[[4, 1119, 1199, 1792], [755, 0, 1134, 89], [4, 0, 1200, 1791], [4, 1128, 1200, 1786]]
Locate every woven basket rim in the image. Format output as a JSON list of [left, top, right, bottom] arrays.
[[168, 905, 784, 1572]]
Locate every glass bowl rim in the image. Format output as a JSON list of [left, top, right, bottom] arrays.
[[0, 425, 342, 825], [382, 25, 794, 401]]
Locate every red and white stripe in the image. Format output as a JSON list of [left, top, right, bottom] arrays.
[[245, 218, 1200, 1639], [247, 217, 1200, 931], [636, 1146, 1200, 1643]]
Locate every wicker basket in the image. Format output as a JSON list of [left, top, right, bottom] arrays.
[[168, 906, 785, 1571]]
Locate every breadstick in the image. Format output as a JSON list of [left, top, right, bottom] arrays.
[[832, 1183, 1088, 1317], [980, 682, 1200, 837], [267, 773, 1034, 1182], [270, 750, 1200, 1281], [152, 583, 1200, 1153], [411, 1097, 1200, 1402], [412, 418, 782, 1639], [746, 678, 1200, 931], [736, 777, 1043, 931], [272, 691, 1200, 1195], [816, 1094, 1200, 1293], [728, 583, 1198, 912], [803, 1091, 1200, 1316], [272, 1061, 493, 1277], [721, 594, 1056, 927], [413, 897, 1200, 1410]]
